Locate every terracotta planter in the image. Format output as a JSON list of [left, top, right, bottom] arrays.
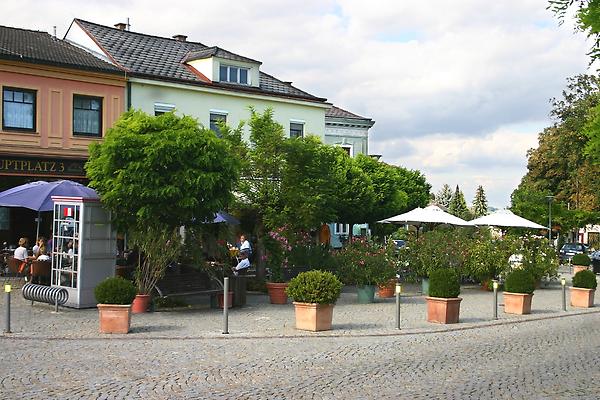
[[97, 304, 132, 334], [377, 280, 396, 298], [293, 302, 334, 331], [131, 294, 151, 314], [573, 265, 589, 275], [266, 282, 289, 304], [503, 292, 533, 315], [570, 287, 595, 308], [426, 297, 462, 324], [218, 291, 234, 309]]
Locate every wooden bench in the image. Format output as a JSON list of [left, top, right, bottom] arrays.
[[154, 270, 221, 300]]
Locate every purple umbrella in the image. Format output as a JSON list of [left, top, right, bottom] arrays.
[[0, 180, 99, 237], [0, 180, 98, 211], [212, 211, 240, 225]]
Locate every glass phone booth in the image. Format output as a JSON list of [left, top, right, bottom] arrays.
[[51, 196, 116, 308]]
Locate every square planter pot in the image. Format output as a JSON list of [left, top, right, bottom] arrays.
[[356, 285, 376, 303], [426, 297, 462, 324], [570, 287, 595, 308], [218, 291, 234, 309], [97, 304, 132, 334], [503, 292, 533, 315], [266, 282, 289, 304], [293, 302, 334, 331]]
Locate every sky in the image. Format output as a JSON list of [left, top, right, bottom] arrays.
[[2, 1, 592, 208]]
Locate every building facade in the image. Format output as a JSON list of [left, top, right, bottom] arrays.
[[0, 25, 126, 244]]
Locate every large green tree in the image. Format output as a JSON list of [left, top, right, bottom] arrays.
[[436, 184, 453, 209], [448, 185, 471, 220], [86, 110, 240, 293], [549, 0, 600, 63]]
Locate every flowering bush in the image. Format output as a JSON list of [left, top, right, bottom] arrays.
[[463, 233, 518, 282], [336, 237, 397, 286], [517, 234, 559, 283]]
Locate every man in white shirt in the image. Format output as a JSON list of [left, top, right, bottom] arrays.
[[232, 252, 250, 275], [13, 237, 30, 261], [239, 234, 252, 257]]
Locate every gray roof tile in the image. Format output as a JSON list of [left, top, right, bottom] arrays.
[[0, 24, 122, 74], [74, 19, 325, 102]]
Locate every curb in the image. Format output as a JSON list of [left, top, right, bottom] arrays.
[[2, 307, 599, 341]]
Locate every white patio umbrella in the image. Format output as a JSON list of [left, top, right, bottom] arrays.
[[379, 205, 471, 226], [468, 209, 547, 230]]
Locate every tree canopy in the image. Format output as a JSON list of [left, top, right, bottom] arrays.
[[472, 185, 488, 217], [86, 110, 240, 231], [448, 185, 471, 220]]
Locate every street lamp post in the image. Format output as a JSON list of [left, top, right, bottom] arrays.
[[546, 195, 554, 245]]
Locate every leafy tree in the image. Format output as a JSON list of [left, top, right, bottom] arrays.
[[86, 110, 240, 293], [448, 185, 471, 220], [548, 0, 600, 64], [394, 167, 431, 211], [472, 185, 488, 217], [436, 184, 453, 209]]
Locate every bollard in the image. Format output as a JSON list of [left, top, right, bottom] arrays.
[[223, 277, 229, 334], [492, 280, 498, 320], [4, 284, 11, 333], [395, 283, 402, 330], [561, 277, 566, 311]]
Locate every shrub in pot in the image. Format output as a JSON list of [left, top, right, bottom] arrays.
[[572, 254, 591, 275], [286, 270, 343, 331], [503, 269, 535, 315], [95, 276, 137, 334], [426, 268, 462, 324], [571, 269, 597, 308]]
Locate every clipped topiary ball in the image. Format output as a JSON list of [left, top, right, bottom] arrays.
[[504, 269, 535, 294], [572, 269, 598, 289], [286, 270, 343, 305], [95, 276, 137, 305], [428, 269, 460, 298], [572, 253, 591, 266]]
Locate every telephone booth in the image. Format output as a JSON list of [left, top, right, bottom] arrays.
[[51, 196, 116, 308]]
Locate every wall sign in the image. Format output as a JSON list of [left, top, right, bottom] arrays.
[[0, 156, 86, 177]]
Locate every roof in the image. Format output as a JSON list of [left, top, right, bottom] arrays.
[[0, 25, 122, 74], [72, 19, 325, 102], [326, 105, 374, 126], [184, 46, 261, 65]]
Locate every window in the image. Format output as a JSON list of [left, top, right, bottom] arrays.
[[340, 144, 353, 157], [154, 102, 175, 116], [2, 87, 36, 131], [290, 122, 304, 139], [73, 95, 102, 136], [334, 223, 349, 235], [210, 112, 227, 133], [219, 65, 250, 85]]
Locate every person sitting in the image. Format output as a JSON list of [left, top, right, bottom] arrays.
[[35, 241, 50, 261], [232, 252, 250, 276], [32, 236, 46, 257], [13, 237, 33, 277]]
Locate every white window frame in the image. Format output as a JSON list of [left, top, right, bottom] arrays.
[[219, 64, 250, 85], [334, 223, 349, 235], [209, 110, 228, 133], [154, 102, 175, 116], [340, 144, 354, 157], [289, 119, 305, 139]]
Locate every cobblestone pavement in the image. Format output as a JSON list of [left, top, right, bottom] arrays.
[[1, 270, 599, 398]]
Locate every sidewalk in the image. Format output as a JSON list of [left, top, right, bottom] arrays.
[[1, 270, 598, 340]]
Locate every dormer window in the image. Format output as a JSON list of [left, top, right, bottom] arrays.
[[220, 64, 249, 85]]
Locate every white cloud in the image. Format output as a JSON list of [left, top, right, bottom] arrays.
[[1, 0, 592, 207]]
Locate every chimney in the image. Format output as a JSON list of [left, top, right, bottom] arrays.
[[172, 34, 187, 42], [114, 22, 127, 31]]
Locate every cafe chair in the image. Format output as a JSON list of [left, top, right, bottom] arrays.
[[30, 260, 51, 285], [4, 257, 28, 286]]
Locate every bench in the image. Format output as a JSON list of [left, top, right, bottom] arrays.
[[154, 270, 221, 299]]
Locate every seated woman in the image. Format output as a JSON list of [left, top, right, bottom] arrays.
[[35, 241, 50, 261], [13, 237, 33, 275]]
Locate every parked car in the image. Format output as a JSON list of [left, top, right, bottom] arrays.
[[559, 243, 588, 263], [590, 250, 600, 274], [392, 239, 407, 251]]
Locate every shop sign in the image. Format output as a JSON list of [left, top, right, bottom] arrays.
[[0, 156, 86, 177]]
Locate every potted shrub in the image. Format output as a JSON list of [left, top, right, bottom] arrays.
[[130, 226, 182, 313], [503, 269, 535, 314], [571, 269, 597, 308], [95, 276, 137, 334], [571, 254, 591, 275], [264, 228, 291, 304], [426, 268, 462, 324], [286, 270, 343, 331]]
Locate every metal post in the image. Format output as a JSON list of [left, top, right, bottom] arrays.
[[4, 284, 11, 333], [492, 280, 498, 320], [546, 195, 554, 245], [222, 277, 229, 334], [561, 277, 567, 311], [55, 297, 59, 313], [395, 283, 401, 330]]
